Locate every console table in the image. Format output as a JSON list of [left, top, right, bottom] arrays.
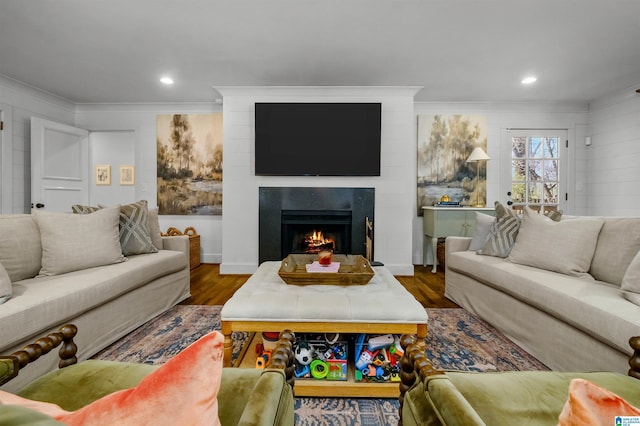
[[422, 206, 495, 273], [220, 260, 428, 398]]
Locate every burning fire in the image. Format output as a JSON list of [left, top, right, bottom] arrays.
[[303, 230, 335, 253]]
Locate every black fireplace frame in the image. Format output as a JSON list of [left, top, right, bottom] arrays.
[[258, 187, 374, 264]]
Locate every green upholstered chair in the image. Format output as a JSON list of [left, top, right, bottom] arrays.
[[0, 325, 296, 426], [398, 335, 640, 426]]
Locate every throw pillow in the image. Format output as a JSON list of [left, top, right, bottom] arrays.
[[0, 214, 43, 282], [477, 201, 520, 258], [0, 331, 224, 426], [73, 201, 157, 256], [468, 212, 495, 252], [589, 218, 640, 285], [621, 250, 640, 306], [33, 206, 125, 276], [102, 200, 157, 256], [558, 378, 640, 426], [70, 204, 99, 214], [147, 207, 163, 250], [0, 262, 11, 304], [508, 206, 604, 278]]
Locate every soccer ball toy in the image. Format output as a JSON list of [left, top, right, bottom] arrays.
[[294, 342, 315, 366]]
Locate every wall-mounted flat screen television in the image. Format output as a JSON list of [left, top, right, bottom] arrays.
[[254, 102, 381, 176]]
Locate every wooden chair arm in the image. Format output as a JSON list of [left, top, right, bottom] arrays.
[[0, 324, 78, 386], [269, 330, 296, 392], [398, 334, 441, 426], [629, 336, 640, 380]]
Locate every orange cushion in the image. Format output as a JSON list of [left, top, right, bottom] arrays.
[[0, 331, 223, 426], [558, 378, 640, 426]]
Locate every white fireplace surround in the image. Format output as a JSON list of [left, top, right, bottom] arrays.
[[218, 86, 422, 275]]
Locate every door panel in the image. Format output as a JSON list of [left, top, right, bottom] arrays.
[[31, 117, 89, 212], [0, 104, 12, 213]]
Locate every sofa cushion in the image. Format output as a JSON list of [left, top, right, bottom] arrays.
[[621, 250, 640, 306], [421, 371, 640, 426], [33, 207, 125, 276], [0, 403, 64, 425], [0, 215, 42, 282], [0, 250, 186, 352], [0, 262, 11, 304], [477, 202, 520, 258], [447, 250, 640, 354], [508, 207, 604, 278], [2, 331, 224, 426], [589, 217, 640, 285], [558, 378, 640, 426]]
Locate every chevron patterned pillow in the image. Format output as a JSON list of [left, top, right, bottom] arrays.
[[477, 201, 520, 258]]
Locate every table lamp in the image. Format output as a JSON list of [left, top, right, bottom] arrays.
[[466, 147, 490, 207]]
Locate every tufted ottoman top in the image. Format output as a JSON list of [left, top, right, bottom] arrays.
[[221, 261, 428, 323]]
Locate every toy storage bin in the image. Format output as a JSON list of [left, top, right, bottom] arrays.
[[354, 334, 403, 383], [292, 334, 348, 381]]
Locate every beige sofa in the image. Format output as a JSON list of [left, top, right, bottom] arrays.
[[0, 204, 190, 392], [444, 205, 640, 374]]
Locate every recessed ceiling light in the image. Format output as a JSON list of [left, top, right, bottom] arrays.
[[160, 76, 174, 85], [521, 76, 537, 85]]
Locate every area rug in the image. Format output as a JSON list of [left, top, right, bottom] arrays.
[[93, 306, 549, 425]]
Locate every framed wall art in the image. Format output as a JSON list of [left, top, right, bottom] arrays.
[[95, 165, 111, 186], [416, 114, 488, 214], [119, 165, 135, 185], [156, 113, 223, 215]]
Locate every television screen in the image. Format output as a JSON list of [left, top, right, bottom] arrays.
[[255, 102, 381, 176]]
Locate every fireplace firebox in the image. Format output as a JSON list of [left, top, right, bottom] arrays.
[[281, 210, 352, 258], [259, 187, 374, 264]]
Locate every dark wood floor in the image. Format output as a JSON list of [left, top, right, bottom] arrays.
[[181, 263, 458, 308]]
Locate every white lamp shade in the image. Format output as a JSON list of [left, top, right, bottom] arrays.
[[466, 146, 490, 163]]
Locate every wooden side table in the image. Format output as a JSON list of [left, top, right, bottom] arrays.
[[422, 206, 495, 273]]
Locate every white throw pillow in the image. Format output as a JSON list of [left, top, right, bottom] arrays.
[[0, 262, 11, 304], [621, 250, 640, 306], [468, 212, 495, 252], [33, 206, 126, 276], [0, 215, 42, 282], [508, 206, 604, 278], [148, 207, 163, 250]]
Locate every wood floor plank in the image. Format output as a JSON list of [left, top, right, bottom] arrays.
[[182, 263, 458, 308]]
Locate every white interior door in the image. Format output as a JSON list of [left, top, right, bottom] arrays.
[[31, 117, 90, 212]]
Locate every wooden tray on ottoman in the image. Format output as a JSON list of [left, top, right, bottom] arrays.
[[278, 254, 374, 285]]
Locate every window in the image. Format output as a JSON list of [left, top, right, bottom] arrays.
[[508, 130, 566, 214]]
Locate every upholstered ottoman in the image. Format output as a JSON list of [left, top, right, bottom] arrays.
[[221, 261, 428, 397]]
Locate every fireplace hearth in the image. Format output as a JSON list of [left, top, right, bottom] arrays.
[[259, 187, 374, 264]]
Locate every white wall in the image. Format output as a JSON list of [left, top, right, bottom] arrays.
[[90, 131, 136, 206], [413, 102, 589, 265], [0, 76, 75, 213], [75, 103, 224, 263], [217, 86, 421, 275], [10, 77, 631, 270], [586, 85, 640, 216]]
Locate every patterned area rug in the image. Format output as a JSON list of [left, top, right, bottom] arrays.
[[93, 305, 549, 425]]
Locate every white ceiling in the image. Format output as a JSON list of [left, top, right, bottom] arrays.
[[1, 0, 639, 104]]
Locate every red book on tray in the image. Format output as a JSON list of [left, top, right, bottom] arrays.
[[306, 261, 341, 273]]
